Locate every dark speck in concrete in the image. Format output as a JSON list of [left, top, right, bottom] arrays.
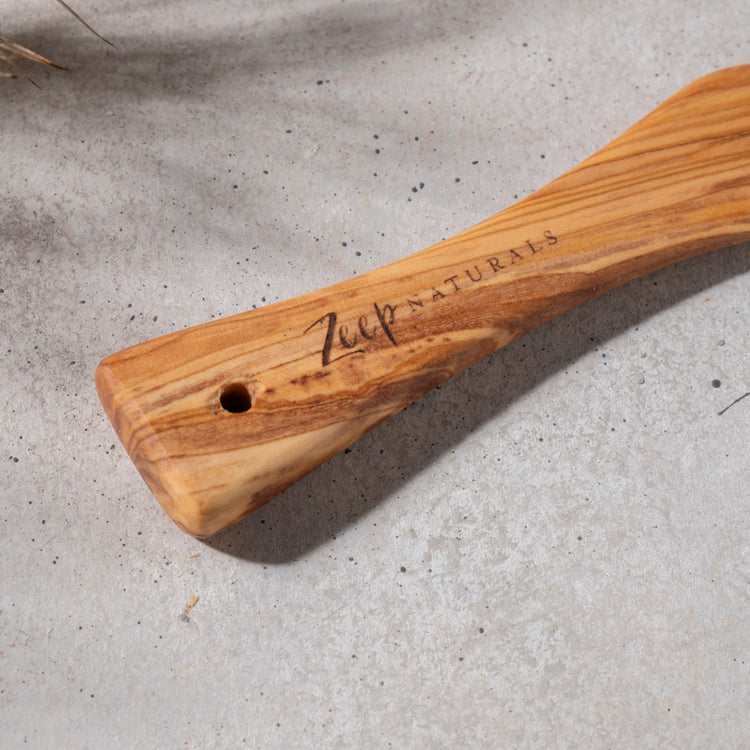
[[712, 379, 721, 388]]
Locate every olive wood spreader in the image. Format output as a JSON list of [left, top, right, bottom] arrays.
[[96, 65, 750, 538]]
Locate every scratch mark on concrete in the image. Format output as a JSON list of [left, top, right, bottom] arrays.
[[718, 392, 750, 416]]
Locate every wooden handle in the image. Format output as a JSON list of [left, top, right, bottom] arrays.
[[96, 66, 750, 537]]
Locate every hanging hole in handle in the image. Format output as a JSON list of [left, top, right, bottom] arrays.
[[219, 382, 253, 413]]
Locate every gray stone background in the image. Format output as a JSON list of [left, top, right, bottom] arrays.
[[1, 1, 748, 747]]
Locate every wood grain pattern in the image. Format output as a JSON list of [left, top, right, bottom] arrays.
[[96, 66, 750, 537]]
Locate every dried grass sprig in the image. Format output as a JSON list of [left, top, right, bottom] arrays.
[[0, 34, 67, 87], [54, 0, 113, 47], [1, 1, 111, 86]]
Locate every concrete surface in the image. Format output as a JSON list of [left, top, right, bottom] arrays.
[[1, 1, 749, 747]]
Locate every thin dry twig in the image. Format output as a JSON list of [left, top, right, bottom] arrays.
[[53, 0, 114, 48], [0, 1, 110, 85], [0, 34, 67, 87]]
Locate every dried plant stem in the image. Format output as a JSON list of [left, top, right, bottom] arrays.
[[0, 34, 67, 87], [53, 0, 113, 47], [1, 1, 110, 85]]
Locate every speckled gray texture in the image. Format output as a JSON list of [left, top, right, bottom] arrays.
[[1, 1, 749, 747]]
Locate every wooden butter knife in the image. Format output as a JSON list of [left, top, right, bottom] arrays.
[[96, 66, 750, 537]]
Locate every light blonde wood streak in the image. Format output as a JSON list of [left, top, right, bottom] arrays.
[[96, 66, 750, 537]]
